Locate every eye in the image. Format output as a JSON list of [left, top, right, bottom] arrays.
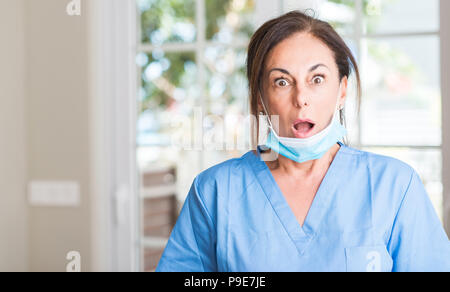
[[312, 75, 325, 85], [275, 78, 290, 87]]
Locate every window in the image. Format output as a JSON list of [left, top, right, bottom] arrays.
[[357, 0, 442, 221], [136, 0, 258, 271], [136, 0, 444, 271], [281, 0, 443, 221]]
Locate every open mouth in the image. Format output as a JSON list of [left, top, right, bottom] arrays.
[[292, 121, 315, 138]]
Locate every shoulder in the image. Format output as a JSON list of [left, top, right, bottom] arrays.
[[187, 151, 256, 222], [340, 144, 417, 201], [191, 150, 256, 202], [340, 144, 422, 225], [340, 143, 415, 177], [195, 151, 254, 185]]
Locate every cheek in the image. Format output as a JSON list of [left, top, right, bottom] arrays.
[[267, 102, 292, 132], [316, 106, 336, 128], [268, 99, 288, 115], [312, 99, 337, 126]]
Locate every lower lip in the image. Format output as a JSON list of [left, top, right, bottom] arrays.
[[291, 124, 315, 138]]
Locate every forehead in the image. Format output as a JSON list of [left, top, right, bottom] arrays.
[[265, 32, 337, 74]]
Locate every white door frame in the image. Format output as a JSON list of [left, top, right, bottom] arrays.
[[88, 0, 139, 272]]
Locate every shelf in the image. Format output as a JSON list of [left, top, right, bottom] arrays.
[[140, 163, 175, 174], [141, 184, 177, 199], [142, 236, 169, 249]]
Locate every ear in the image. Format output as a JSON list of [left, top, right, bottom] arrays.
[[339, 76, 348, 107], [257, 92, 264, 113]]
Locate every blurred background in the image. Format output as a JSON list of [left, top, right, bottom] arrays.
[[0, 0, 449, 271]]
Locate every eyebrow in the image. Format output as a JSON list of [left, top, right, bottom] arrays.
[[268, 63, 329, 76]]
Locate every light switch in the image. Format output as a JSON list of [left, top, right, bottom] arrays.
[[29, 181, 80, 207]]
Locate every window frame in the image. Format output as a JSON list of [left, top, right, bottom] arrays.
[[440, 0, 450, 234]]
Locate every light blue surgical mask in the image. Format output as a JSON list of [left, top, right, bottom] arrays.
[[259, 89, 347, 163]]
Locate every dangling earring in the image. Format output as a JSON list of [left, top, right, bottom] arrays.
[[338, 105, 345, 125]]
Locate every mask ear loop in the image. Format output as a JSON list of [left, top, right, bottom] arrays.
[[259, 92, 274, 130], [330, 82, 344, 124], [258, 92, 278, 154]]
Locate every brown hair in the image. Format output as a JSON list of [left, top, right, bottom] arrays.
[[246, 10, 361, 148]]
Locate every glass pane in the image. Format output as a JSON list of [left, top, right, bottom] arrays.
[[343, 37, 359, 67], [283, 0, 356, 36], [138, 0, 196, 44], [206, 0, 256, 43], [363, 0, 439, 34], [361, 147, 443, 222], [204, 46, 248, 115], [360, 36, 441, 146], [138, 51, 198, 146], [202, 46, 252, 165], [136, 53, 203, 220]]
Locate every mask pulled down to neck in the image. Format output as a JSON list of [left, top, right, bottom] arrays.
[[259, 89, 347, 163]]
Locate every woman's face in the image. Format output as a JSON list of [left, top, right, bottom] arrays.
[[260, 32, 347, 138]]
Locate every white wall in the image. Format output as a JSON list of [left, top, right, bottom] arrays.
[[0, 0, 28, 272], [25, 0, 92, 271], [0, 0, 121, 272]]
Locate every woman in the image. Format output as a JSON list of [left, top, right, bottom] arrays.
[[156, 11, 450, 272]]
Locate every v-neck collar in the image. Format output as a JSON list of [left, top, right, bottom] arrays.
[[247, 142, 345, 255]]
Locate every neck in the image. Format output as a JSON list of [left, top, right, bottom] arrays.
[[266, 143, 341, 178]]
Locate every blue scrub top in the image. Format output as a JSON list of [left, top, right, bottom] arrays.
[[155, 142, 450, 272]]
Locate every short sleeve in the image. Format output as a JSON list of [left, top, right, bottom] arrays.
[[387, 169, 450, 272], [155, 177, 217, 272]]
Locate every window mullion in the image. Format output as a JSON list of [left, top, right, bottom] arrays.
[[196, 0, 206, 170], [360, 145, 442, 150], [354, 0, 363, 149], [363, 31, 440, 38], [138, 43, 198, 53], [279, 0, 285, 15], [440, 0, 450, 233]]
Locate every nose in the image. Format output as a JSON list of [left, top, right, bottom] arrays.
[[293, 87, 308, 108]]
